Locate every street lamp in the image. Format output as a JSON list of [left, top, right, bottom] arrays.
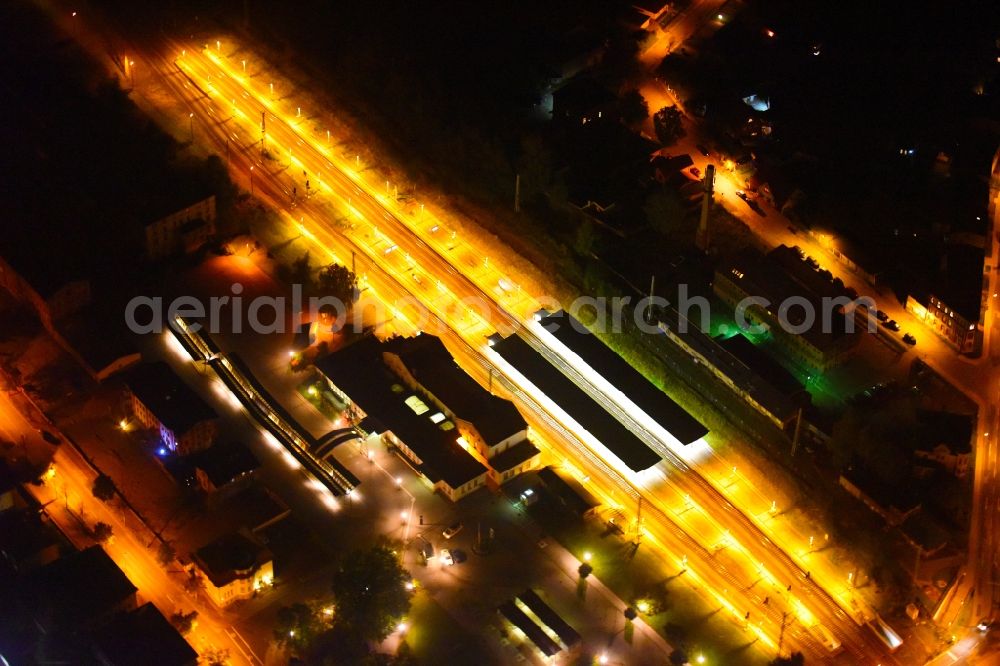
[[249, 166, 255, 194], [242, 59, 246, 73], [188, 112, 194, 142], [583, 551, 592, 562]]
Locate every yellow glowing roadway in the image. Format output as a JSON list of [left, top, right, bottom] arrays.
[[154, 39, 898, 662], [0, 389, 260, 665], [172, 40, 886, 661]]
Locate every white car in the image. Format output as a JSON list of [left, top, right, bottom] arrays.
[[442, 522, 463, 539], [439, 549, 454, 566]]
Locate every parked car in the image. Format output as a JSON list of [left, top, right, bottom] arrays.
[[39, 429, 59, 445], [902, 333, 917, 345], [439, 548, 454, 566], [450, 549, 467, 564], [884, 319, 900, 331], [875, 310, 889, 322], [690, 166, 701, 178], [442, 522, 463, 539], [696, 143, 711, 157]]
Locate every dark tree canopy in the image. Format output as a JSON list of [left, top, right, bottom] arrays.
[[619, 89, 650, 125], [170, 610, 198, 635], [91, 473, 117, 502], [771, 652, 806, 666], [93, 522, 113, 543], [653, 106, 685, 146], [331, 544, 412, 644], [156, 541, 176, 567], [316, 264, 360, 305], [274, 602, 329, 653]]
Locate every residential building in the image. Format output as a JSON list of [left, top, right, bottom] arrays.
[[713, 246, 860, 372], [191, 532, 274, 608], [92, 603, 198, 666], [316, 336, 490, 501], [125, 362, 218, 454], [905, 243, 985, 354], [190, 441, 261, 495], [144, 195, 217, 260], [551, 75, 618, 125], [27, 546, 138, 633], [0, 490, 63, 573]]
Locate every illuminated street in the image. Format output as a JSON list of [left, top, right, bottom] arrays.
[[2, 1, 996, 663], [112, 36, 901, 661]]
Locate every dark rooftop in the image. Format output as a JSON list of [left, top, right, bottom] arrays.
[[192, 532, 271, 588], [934, 242, 986, 323], [841, 464, 921, 515], [497, 601, 560, 657], [716, 333, 805, 398], [720, 246, 858, 352], [0, 458, 20, 496], [28, 546, 137, 629], [491, 332, 661, 472], [125, 362, 217, 436], [56, 298, 139, 377], [654, 305, 801, 424], [190, 441, 260, 488], [915, 409, 974, 455], [91, 603, 198, 666], [551, 74, 616, 117], [488, 439, 541, 473], [316, 336, 488, 490], [383, 333, 527, 445], [517, 589, 581, 648], [541, 311, 708, 445], [537, 466, 600, 516]]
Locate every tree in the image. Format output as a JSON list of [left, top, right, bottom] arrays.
[[771, 652, 806, 666], [578, 562, 593, 579], [619, 89, 649, 125], [669, 650, 688, 665], [278, 251, 313, 290], [170, 610, 198, 635], [183, 571, 205, 595], [315, 264, 359, 306], [91, 473, 117, 502], [331, 544, 412, 644], [274, 602, 328, 653], [653, 106, 685, 146], [156, 541, 176, 567], [201, 648, 231, 666], [93, 522, 113, 543]]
